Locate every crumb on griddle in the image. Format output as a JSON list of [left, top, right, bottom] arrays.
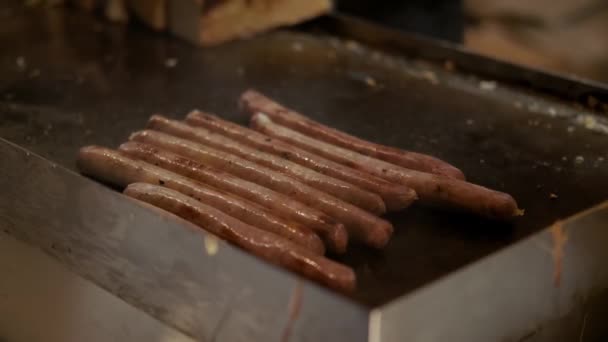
[[16, 56, 26, 70], [479, 80, 496, 91], [165, 58, 178, 68], [364, 76, 377, 87], [291, 42, 303, 52]]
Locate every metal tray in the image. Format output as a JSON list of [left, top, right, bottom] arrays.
[[1, 2, 608, 341], [0, 230, 195, 342]]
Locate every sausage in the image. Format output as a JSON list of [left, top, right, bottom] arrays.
[[116, 137, 346, 253], [239, 89, 465, 180], [250, 113, 521, 220], [119, 141, 326, 255], [185, 111, 417, 211], [77, 146, 327, 254], [123, 183, 356, 292], [147, 115, 386, 215], [130, 130, 394, 249]]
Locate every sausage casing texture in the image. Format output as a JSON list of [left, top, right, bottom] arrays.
[[123, 134, 348, 253], [123, 183, 356, 292], [118, 141, 325, 255], [185, 111, 417, 211], [130, 130, 394, 249], [239, 89, 465, 180], [78, 145, 326, 254], [148, 115, 386, 215], [250, 113, 521, 220]]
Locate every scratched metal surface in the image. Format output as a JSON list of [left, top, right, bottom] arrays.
[[376, 202, 608, 342], [0, 138, 368, 342], [0, 232, 195, 342], [1, 1, 608, 308]]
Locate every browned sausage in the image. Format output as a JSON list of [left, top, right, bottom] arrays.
[[147, 115, 386, 215], [185, 111, 417, 211], [130, 130, 394, 249], [251, 113, 522, 220], [239, 89, 465, 180], [77, 146, 328, 254], [123, 183, 356, 292], [118, 141, 326, 255], [116, 137, 347, 253]]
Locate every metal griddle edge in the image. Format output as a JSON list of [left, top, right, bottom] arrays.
[[1, 2, 608, 341]]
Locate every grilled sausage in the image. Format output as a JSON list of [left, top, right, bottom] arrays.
[[111, 138, 346, 253], [147, 115, 386, 215], [250, 113, 521, 220], [77, 146, 327, 254], [130, 130, 394, 249], [185, 111, 417, 211], [119, 141, 325, 254], [239, 89, 465, 180], [123, 183, 356, 292]]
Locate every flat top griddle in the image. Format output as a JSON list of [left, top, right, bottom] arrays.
[[1, 3, 608, 307]]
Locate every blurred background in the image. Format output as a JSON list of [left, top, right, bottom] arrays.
[[464, 0, 608, 83], [29, 0, 608, 83], [339, 0, 608, 84]]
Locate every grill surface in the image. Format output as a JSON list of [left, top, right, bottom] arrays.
[[1, 2, 607, 306]]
